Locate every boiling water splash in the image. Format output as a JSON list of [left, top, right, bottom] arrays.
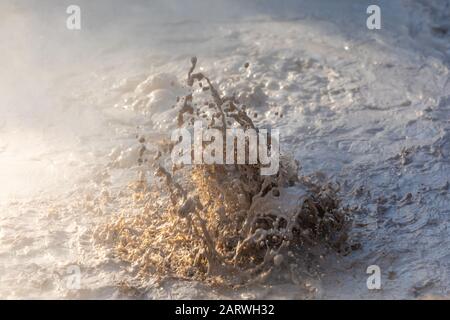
[[95, 59, 355, 286]]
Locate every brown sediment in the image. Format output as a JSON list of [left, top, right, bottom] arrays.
[[95, 58, 353, 285]]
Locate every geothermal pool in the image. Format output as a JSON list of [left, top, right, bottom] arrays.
[[0, 0, 449, 299]]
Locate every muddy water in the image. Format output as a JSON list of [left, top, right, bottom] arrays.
[[0, 0, 449, 299]]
